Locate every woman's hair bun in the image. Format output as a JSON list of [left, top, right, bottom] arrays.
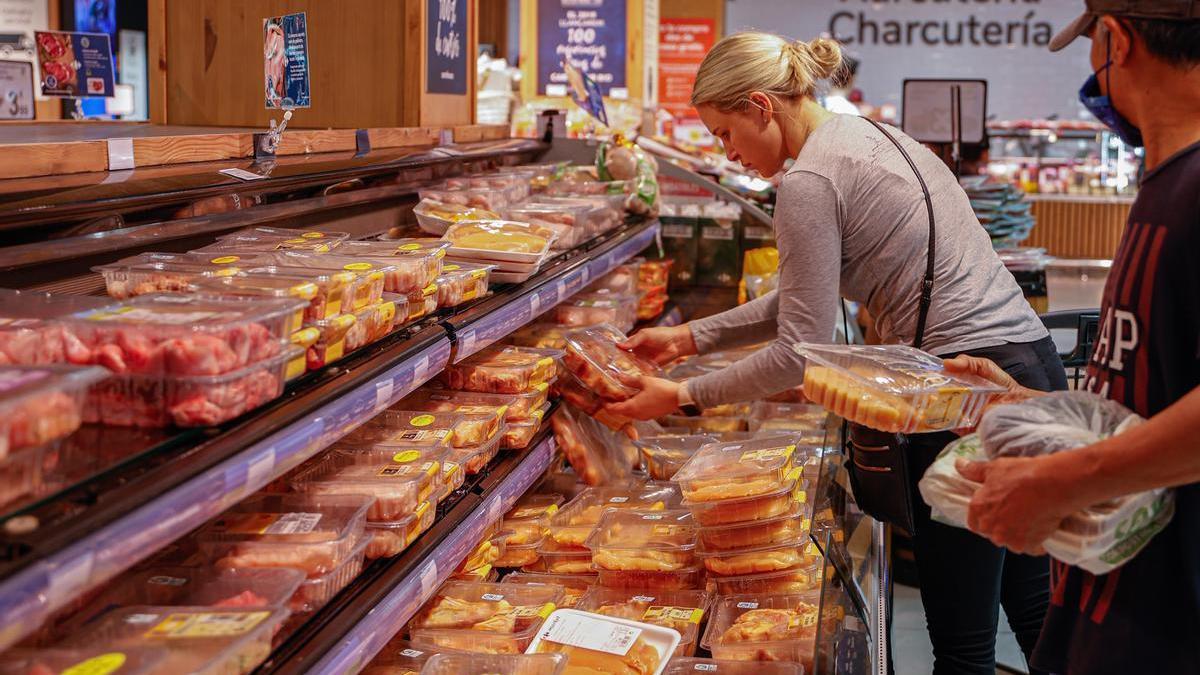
[[805, 38, 844, 80]]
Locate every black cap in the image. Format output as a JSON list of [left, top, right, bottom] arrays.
[[1050, 0, 1200, 51]]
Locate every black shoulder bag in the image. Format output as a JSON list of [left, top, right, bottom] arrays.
[[842, 118, 937, 534]]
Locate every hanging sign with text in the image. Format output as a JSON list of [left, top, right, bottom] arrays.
[[658, 17, 713, 120], [538, 0, 626, 98], [34, 30, 113, 97], [427, 0, 467, 95], [263, 12, 310, 109]]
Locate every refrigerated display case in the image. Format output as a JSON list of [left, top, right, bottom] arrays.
[[0, 130, 889, 675]]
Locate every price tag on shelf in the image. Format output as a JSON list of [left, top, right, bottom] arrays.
[[106, 138, 135, 170], [418, 561, 439, 596], [457, 328, 477, 358], [220, 168, 268, 182], [245, 447, 277, 493], [374, 378, 394, 411]]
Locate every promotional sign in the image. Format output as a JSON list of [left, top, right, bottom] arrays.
[[0, 59, 34, 119], [537, 0, 626, 98], [658, 17, 713, 120], [426, 0, 467, 95], [263, 12, 310, 109], [563, 60, 607, 126], [74, 0, 116, 39], [34, 30, 113, 97], [725, 0, 1092, 121]]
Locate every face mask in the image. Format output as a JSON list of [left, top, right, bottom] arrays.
[[1079, 35, 1144, 147]]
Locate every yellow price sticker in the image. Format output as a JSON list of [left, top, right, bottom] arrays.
[[210, 256, 240, 265], [409, 414, 436, 427], [397, 242, 422, 251], [344, 262, 374, 272], [301, 231, 326, 239], [443, 264, 460, 272], [62, 653, 127, 675]]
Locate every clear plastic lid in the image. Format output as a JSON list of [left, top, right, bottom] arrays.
[[347, 409, 460, 451], [664, 659, 805, 675], [502, 202, 591, 230], [500, 573, 595, 608], [547, 485, 682, 549], [291, 453, 442, 523], [586, 263, 641, 295], [198, 493, 372, 578], [447, 429, 504, 474], [64, 606, 290, 675], [508, 493, 565, 521], [797, 344, 1005, 433], [415, 197, 500, 221], [362, 639, 434, 675], [345, 300, 398, 351], [331, 240, 449, 295], [190, 274, 319, 303], [633, 435, 712, 482], [95, 260, 246, 299], [442, 345, 563, 394], [421, 653, 567, 675], [364, 501, 435, 559], [0, 646, 169, 675], [417, 187, 511, 213], [396, 391, 507, 446], [749, 402, 829, 426], [684, 479, 806, 527], [562, 324, 662, 401], [696, 502, 811, 552], [527, 609, 681, 674], [436, 261, 494, 307], [508, 321, 571, 350], [217, 226, 350, 244], [696, 534, 820, 577], [701, 592, 824, 665], [196, 232, 341, 254], [409, 580, 563, 641], [0, 364, 107, 451], [576, 587, 709, 648], [550, 403, 640, 487], [427, 381, 551, 421], [554, 293, 638, 332], [709, 563, 826, 597], [586, 509, 697, 572], [442, 221, 553, 254], [673, 438, 801, 502]]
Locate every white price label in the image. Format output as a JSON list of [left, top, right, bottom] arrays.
[[264, 512, 322, 534], [481, 593, 506, 602], [694, 665, 718, 672], [107, 138, 135, 170], [375, 378, 395, 411], [219, 168, 268, 181], [439, 129, 454, 146], [539, 612, 643, 656], [736, 601, 759, 609], [608, 497, 629, 503], [418, 561, 439, 595], [631, 595, 657, 603], [400, 648, 426, 658]]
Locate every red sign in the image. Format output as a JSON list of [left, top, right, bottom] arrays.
[[658, 18, 714, 120]]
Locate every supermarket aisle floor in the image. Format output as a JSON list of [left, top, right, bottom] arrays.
[[893, 583, 1029, 675]]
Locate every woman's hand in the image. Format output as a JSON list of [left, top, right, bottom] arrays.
[[944, 354, 1044, 433], [619, 325, 698, 366], [604, 375, 682, 421]]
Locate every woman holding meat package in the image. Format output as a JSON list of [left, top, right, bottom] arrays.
[[606, 32, 1068, 674]]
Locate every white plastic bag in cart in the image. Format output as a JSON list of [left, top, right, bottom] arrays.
[[920, 410, 1175, 574]]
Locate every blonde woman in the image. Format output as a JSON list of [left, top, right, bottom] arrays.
[[607, 32, 1067, 674]]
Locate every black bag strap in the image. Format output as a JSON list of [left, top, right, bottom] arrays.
[[862, 117, 937, 350]]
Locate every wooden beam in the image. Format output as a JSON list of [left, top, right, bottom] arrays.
[[368, 126, 441, 149], [0, 141, 108, 180], [148, 0, 168, 123]]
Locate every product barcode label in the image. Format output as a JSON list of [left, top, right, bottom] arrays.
[[400, 649, 425, 658], [694, 665, 718, 672], [608, 497, 629, 503], [144, 611, 269, 638], [539, 612, 643, 656], [265, 512, 322, 535], [736, 601, 759, 609], [481, 593, 505, 602]]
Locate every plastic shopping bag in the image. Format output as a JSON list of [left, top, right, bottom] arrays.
[[920, 392, 1174, 575]]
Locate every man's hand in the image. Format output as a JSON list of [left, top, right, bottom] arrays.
[[620, 325, 698, 366], [956, 455, 1079, 555], [604, 375, 683, 421]]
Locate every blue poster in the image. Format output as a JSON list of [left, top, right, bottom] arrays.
[[75, 0, 117, 39], [537, 0, 626, 97], [35, 31, 114, 98], [264, 12, 310, 109], [426, 0, 468, 95]]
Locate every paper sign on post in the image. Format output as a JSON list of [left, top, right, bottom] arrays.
[[34, 30, 113, 97], [263, 12, 310, 109]]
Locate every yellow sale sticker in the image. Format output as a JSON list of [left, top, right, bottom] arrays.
[[62, 653, 127, 675], [344, 262, 374, 271], [397, 242, 422, 251], [301, 231, 326, 239], [409, 414, 436, 427]]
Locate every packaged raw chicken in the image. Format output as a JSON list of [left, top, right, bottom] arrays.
[[0, 646, 168, 675], [85, 344, 302, 428], [576, 587, 710, 657], [418, 187, 511, 213], [502, 202, 591, 250], [397, 391, 507, 446], [659, 415, 747, 434], [408, 580, 563, 654], [0, 365, 106, 458], [194, 233, 340, 255], [365, 501, 435, 558], [545, 484, 681, 550], [636, 258, 674, 289], [501, 573, 594, 608], [637, 292, 668, 322], [664, 659, 805, 675], [633, 435, 712, 481], [442, 221, 553, 258], [344, 410, 459, 451], [527, 609, 680, 674], [292, 452, 441, 522], [0, 289, 114, 366], [344, 300, 398, 352], [55, 567, 305, 641], [421, 653, 567, 675], [247, 253, 393, 313], [587, 263, 641, 295], [216, 226, 350, 247], [305, 313, 357, 370], [404, 283, 440, 322], [696, 502, 811, 552], [191, 274, 321, 334], [549, 403, 637, 486], [702, 592, 834, 668], [674, 437, 801, 503], [63, 294, 302, 376], [696, 534, 819, 577], [709, 561, 826, 596], [587, 509, 697, 574], [534, 195, 624, 236], [593, 565, 704, 592], [436, 262, 494, 307], [458, 531, 509, 574], [361, 638, 433, 675], [413, 198, 500, 236], [295, 536, 371, 612], [0, 444, 44, 507], [337, 239, 450, 295], [683, 480, 807, 527], [448, 431, 504, 474], [553, 370, 637, 433], [554, 292, 638, 333], [495, 513, 549, 569], [198, 493, 372, 578], [426, 382, 551, 422], [96, 260, 243, 300], [527, 541, 594, 575], [508, 322, 571, 350], [503, 404, 548, 450], [562, 324, 661, 402], [443, 173, 532, 202], [442, 345, 562, 394], [62, 605, 290, 675], [797, 344, 1004, 434]]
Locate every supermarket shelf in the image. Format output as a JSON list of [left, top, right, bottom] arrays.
[[263, 430, 558, 675], [444, 218, 661, 362], [0, 328, 453, 651]]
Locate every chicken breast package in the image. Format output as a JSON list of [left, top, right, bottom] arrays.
[[63, 293, 304, 377], [526, 608, 680, 675], [422, 652, 567, 675], [0, 646, 169, 675], [673, 437, 804, 504], [246, 252, 394, 313], [198, 493, 372, 578], [336, 239, 450, 296], [292, 452, 441, 522], [234, 264, 357, 324], [429, 381, 551, 422], [444, 173, 533, 202], [405, 282, 440, 322], [576, 587, 711, 657], [563, 324, 663, 402], [502, 573, 595, 609], [633, 435, 713, 482], [361, 638, 434, 675], [554, 292, 638, 334], [701, 592, 825, 667], [696, 533, 821, 577], [190, 274, 321, 334], [448, 430, 505, 475], [419, 187, 512, 214], [395, 392, 507, 447], [553, 368, 636, 433], [413, 199, 501, 236], [96, 260, 246, 300], [586, 509, 698, 574], [194, 232, 341, 255], [550, 403, 639, 487], [343, 300, 398, 353], [0, 365, 107, 458], [213, 226, 350, 250], [342, 410, 459, 452], [797, 344, 1005, 434], [441, 221, 554, 262], [710, 562, 827, 597], [435, 261, 494, 307], [503, 405, 549, 450], [696, 501, 812, 552], [408, 580, 564, 654], [587, 263, 641, 296], [533, 195, 624, 237], [0, 289, 115, 367], [441, 345, 562, 394], [509, 322, 571, 351], [683, 479, 808, 528], [545, 485, 682, 551], [365, 501, 435, 559], [61, 605, 290, 675]]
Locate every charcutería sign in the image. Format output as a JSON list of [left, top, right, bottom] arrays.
[[829, 0, 1054, 47]]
